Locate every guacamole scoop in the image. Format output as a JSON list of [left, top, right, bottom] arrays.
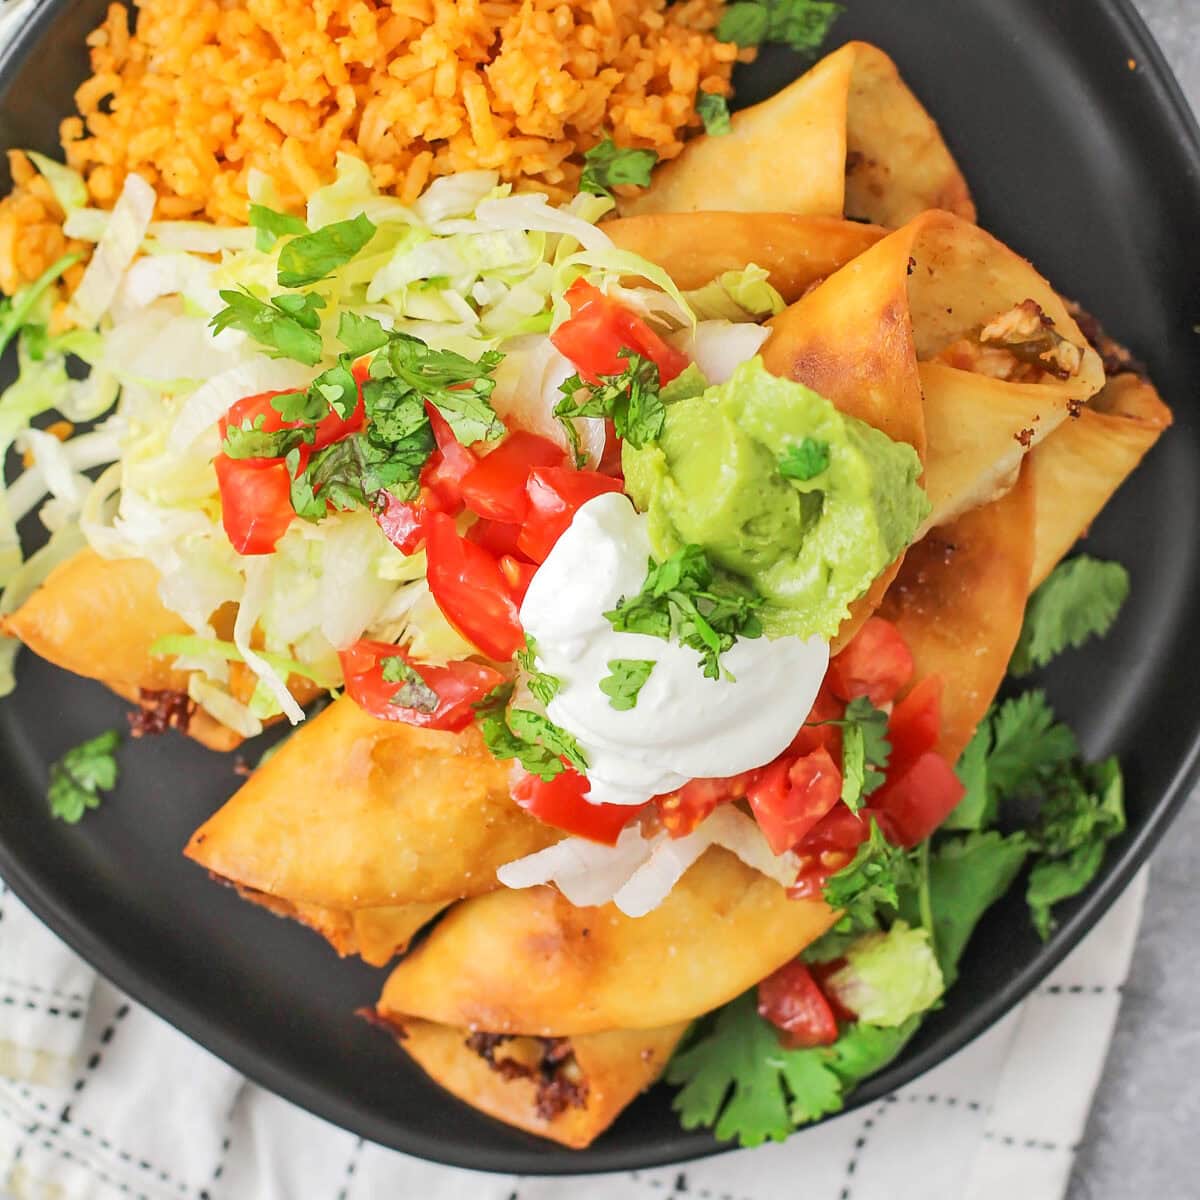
[[622, 357, 929, 640]]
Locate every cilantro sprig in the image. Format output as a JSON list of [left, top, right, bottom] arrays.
[[717, 0, 843, 55], [276, 213, 377, 288], [48, 730, 122, 824], [605, 544, 763, 681], [211, 288, 325, 366], [778, 437, 830, 481], [580, 138, 658, 197], [696, 92, 732, 136], [808, 696, 890, 810], [1010, 556, 1130, 676], [475, 686, 588, 781], [554, 349, 665, 462], [247, 203, 309, 252], [517, 637, 561, 707]]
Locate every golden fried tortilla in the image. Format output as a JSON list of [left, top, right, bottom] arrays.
[[377, 848, 836, 1037], [621, 42, 975, 226], [185, 695, 559, 910]]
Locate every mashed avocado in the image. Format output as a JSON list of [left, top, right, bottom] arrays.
[[622, 357, 929, 640]]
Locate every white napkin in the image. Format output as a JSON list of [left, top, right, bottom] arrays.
[[0, 869, 1146, 1200]]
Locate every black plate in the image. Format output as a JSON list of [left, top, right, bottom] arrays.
[[1, 0, 1198, 1176]]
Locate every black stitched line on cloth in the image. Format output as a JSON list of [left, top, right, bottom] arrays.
[[335, 1137, 365, 1200], [902, 1092, 984, 1111], [984, 1131, 1064, 1152], [198, 1090, 241, 1200], [1040, 984, 1118, 995], [674, 1171, 689, 1192], [633, 1176, 750, 1200], [57, 1000, 130, 1124], [0, 994, 84, 1019], [838, 1098, 896, 1200], [0, 976, 89, 1003], [13, 1084, 190, 1193], [38, 1138, 156, 1200]]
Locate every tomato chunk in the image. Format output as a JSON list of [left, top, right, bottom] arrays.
[[467, 518, 525, 560], [828, 617, 915, 707], [887, 675, 943, 779], [551, 279, 690, 386], [214, 453, 295, 555], [511, 768, 639, 845], [757, 959, 839, 1048], [517, 466, 624, 563], [747, 746, 843, 856], [788, 804, 875, 899], [871, 751, 965, 848], [460, 432, 564, 523], [339, 640, 504, 731], [425, 513, 525, 661], [657, 773, 751, 838], [221, 386, 365, 459], [421, 405, 478, 513]]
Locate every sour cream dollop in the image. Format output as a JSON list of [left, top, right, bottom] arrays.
[[519, 492, 830, 807]]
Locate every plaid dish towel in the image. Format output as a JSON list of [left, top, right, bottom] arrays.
[[0, 870, 1147, 1200]]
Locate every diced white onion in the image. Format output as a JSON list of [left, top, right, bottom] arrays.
[[233, 558, 306, 725]]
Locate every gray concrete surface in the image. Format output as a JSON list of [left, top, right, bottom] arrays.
[[1065, 7, 1200, 1198]]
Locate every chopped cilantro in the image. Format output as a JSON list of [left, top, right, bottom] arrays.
[[579, 137, 658, 197], [554, 350, 665, 455], [210, 288, 325, 366], [1026, 756, 1125, 939], [276, 212, 377, 288], [599, 658, 656, 711], [337, 311, 392, 357], [475, 689, 588, 781], [48, 730, 121, 824], [778, 437, 831, 481], [222, 414, 313, 461], [822, 818, 917, 931], [247, 203, 309, 252], [604, 544, 763, 680], [378, 333, 504, 445], [696, 91, 732, 136], [812, 696, 890, 810], [666, 991, 915, 1146], [983, 689, 1078, 801], [1010, 556, 1130, 676], [380, 656, 439, 714], [517, 637, 561, 706], [717, 0, 843, 55]]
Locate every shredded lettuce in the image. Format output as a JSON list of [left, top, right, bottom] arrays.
[[25, 152, 88, 213], [824, 922, 946, 1027], [683, 265, 785, 323]]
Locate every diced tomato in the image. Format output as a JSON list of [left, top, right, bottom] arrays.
[[220, 386, 365, 460], [339, 640, 504, 731], [550, 278, 690, 387], [827, 617, 914, 707], [747, 746, 843, 856], [467, 518, 525, 560], [425, 513, 525, 661], [871, 751, 965, 847], [657, 773, 750, 838], [213, 453, 295, 555], [808, 959, 859, 1023], [374, 488, 444, 555], [498, 554, 538, 603], [888, 675, 943, 779], [517, 466, 625, 563], [511, 767, 639, 845], [788, 804, 874, 899], [421, 405, 478, 513], [785, 681, 846, 758], [757, 959, 839, 1048], [459, 432, 565, 523]]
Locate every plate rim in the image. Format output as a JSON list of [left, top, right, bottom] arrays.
[[0, 0, 1198, 1175]]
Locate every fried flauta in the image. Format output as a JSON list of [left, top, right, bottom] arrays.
[[880, 467, 1036, 764], [1028, 372, 1173, 589], [387, 1019, 687, 1149], [606, 212, 886, 302], [621, 42, 974, 226], [376, 848, 836, 1037], [185, 695, 558, 911], [762, 209, 1105, 530], [1, 547, 319, 751]]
